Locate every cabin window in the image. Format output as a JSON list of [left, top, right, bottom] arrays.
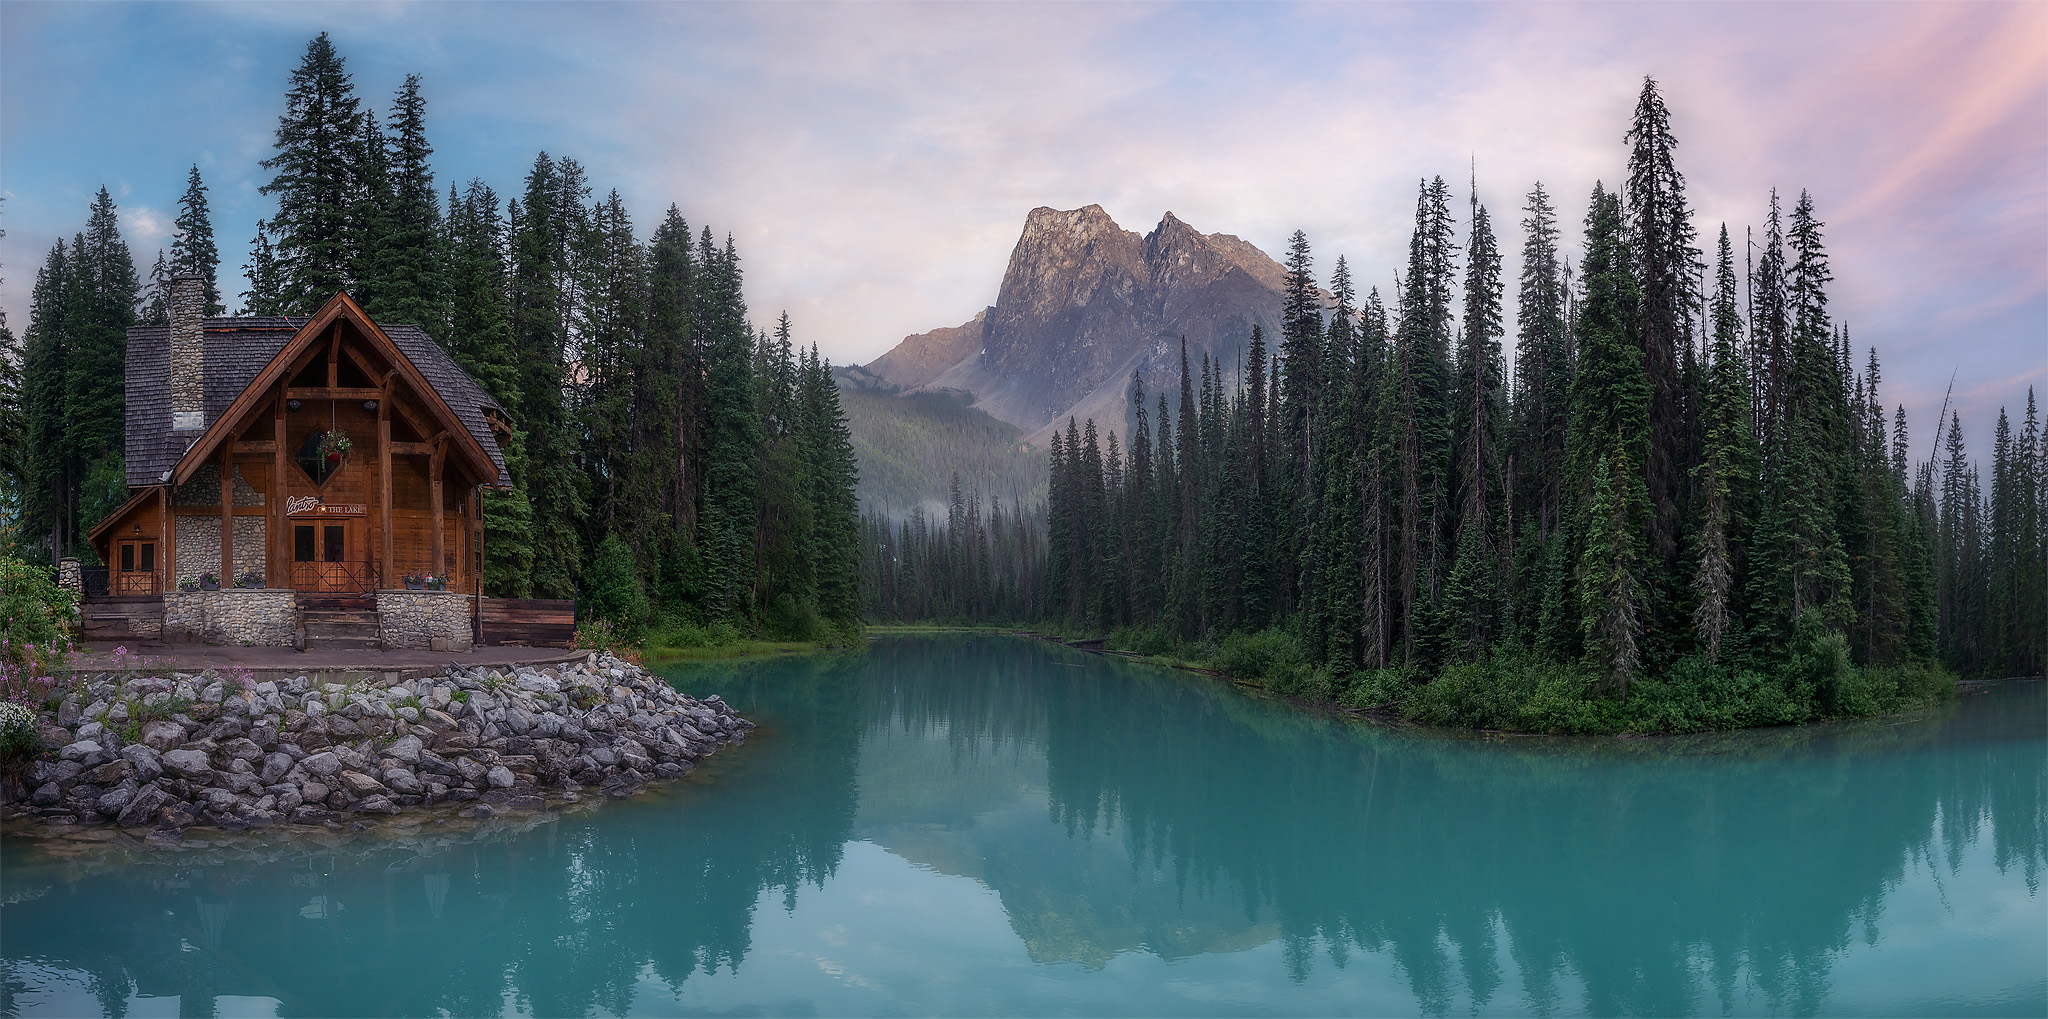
[[324, 525, 345, 563], [120, 544, 134, 572], [294, 525, 316, 562], [294, 429, 346, 485]]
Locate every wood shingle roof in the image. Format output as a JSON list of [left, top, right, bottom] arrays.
[[124, 317, 511, 489]]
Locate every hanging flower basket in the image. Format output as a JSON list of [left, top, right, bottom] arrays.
[[316, 431, 353, 471]]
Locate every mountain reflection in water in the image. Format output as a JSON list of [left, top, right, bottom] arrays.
[[2, 635, 2041, 1017]]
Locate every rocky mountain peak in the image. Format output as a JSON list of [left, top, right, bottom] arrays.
[[860, 204, 1287, 440]]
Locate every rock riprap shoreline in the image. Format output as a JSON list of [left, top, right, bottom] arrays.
[[3, 654, 751, 837]]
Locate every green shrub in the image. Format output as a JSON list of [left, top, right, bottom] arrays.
[[1214, 629, 1301, 684], [1335, 669, 1415, 710], [580, 533, 653, 639], [1, 556, 77, 671], [652, 619, 744, 650], [761, 592, 823, 641]]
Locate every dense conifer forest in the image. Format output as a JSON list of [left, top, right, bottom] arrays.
[[863, 80, 2046, 730], [3, 33, 863, 643]]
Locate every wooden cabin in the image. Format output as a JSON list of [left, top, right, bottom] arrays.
[[83, 281, 515, 644]]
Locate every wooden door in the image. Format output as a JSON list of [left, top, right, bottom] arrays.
[[292, 519, 367, 591], [115, 540, 158, 594]]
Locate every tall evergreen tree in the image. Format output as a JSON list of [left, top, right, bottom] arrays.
[[361, 73, 444, 329], [509, 152, 589, 598], [170, 165, 223, 314], [697, 230, 760, 621], [1445, 187, 1506, 654], [1623, 76, 1700, 607], [1569, 183, 1650, 687], [20, 240, 71, 560], [259, 32, 371, 312], [1692, 225, 1754, 661], [1392, 177, 1458, 667]]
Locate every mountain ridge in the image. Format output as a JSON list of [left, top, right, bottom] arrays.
[[860, 205, 1288, 445]]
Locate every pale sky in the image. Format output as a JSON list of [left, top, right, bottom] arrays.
[[3, 1, 2042, 464]]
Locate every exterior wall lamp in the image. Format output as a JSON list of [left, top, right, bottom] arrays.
[[287, 399, 302, 412], [363, 400, 379, 413]]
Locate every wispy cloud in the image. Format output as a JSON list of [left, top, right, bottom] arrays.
[[2, 1, 2039, 464]]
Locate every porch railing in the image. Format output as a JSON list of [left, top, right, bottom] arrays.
[[80, 567, 159, 598], [289, 560, 382, 594]]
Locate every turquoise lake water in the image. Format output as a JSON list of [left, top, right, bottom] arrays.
[[2, 634, 2042, 1017]]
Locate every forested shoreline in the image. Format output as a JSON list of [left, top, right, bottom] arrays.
[[3, 33, 863, 645], [862, 80, 2045, 732]]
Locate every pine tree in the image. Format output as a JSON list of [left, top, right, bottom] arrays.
[[802, 344, 862, 628], [697, 230, 760, 622], [510, 152, 589, 599], [1691, 225, 1755, 661], [1781, 189, 1852, 633], [1569, 183, 1650, 686], [1393, 177, 1458, 667], [362, 74, 444, 329], [140, 250, 171, 327], [1445, 188, 1505, 653], [21, 241, 72, 560], [241, 221, 287, 316], [572, 189, 644, 542], [1513, 182, 1571, 543], [259, 33, 371, 312], [1623, 76, 1700, 609], [171, 164, 223, 314], [633, 205, 696, 597], [65, 189, 138, 553]]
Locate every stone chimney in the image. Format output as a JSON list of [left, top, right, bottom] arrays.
[[170, 274, 205, 432]]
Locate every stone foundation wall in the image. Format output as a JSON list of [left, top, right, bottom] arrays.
[[174, 517, 268, 585], [163, 589, 298, 646], [378, 590, 473, 651]]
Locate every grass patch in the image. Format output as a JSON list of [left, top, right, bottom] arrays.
[[641, 639, 822, 663]]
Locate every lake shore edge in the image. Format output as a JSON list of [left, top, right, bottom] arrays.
[[1, 653, 753, 842], [996, 628, 1969, 737]]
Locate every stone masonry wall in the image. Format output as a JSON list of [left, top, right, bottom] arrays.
[[378, 590, 473, 651], [163, 590, 298, 646], [174, 517, 268, 585], [174, 465, 266, 507]]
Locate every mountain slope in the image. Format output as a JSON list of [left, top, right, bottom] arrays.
[[836, 378, 1048, 519]]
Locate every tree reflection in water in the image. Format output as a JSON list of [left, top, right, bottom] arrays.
[[0, 637, 2039, 1017]]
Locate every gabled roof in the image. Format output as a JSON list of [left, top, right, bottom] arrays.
[[125, 296, 511, 490]]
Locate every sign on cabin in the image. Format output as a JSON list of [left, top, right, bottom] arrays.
[[287, 496, 366, 516]]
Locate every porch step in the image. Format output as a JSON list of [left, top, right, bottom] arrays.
[[296, 594, 382, 651]]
